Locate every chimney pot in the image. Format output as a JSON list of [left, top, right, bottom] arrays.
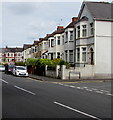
[[72, 17, 78, 22], [57, 26, 64, 31]]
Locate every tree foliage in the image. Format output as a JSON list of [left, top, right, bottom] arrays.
[[36, 59, 52, 67], [15, 62, 26, 66], [26, 58, 39, 66]]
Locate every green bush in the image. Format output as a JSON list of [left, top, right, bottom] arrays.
[[26, 58, 39, 66], [51, 58, 62, 66], [36, 59, 52, 67], [15, 62, 26, 66]]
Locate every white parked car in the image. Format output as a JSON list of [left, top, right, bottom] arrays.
[[0, 65, 5, 72], [13, 66, 28, 77]]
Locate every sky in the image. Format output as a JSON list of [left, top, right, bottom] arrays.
[[1, 0, 112, 48]]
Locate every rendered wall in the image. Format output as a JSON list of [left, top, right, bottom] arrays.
[[95, 21, 112, 78]]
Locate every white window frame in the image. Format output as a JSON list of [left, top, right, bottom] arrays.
[[76, 48, 80, 62], [90, 23, 94, 35], [70, 31, 73, 41], [82, 25, 87, 37], [82, 47, 87, 62], [69, 50, 73, 63]]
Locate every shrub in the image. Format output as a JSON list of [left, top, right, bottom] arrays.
[[36, 59, 52, 67], [51, 58, 62, 66], [26, 58, 39, 66], [15, 62, 26, 66]]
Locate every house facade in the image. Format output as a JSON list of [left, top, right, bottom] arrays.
[[64, 17, 78, 64], [47, 26, 64, 60], [74, 1, 113, 78], [1, 46, 23, 63], [23, 44, 32, 62]]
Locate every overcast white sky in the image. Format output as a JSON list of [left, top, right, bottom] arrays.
[[0, 0, 112, 48]]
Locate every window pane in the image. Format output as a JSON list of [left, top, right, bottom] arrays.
[[58, 40, 60, 45], [82, 47, 86, 62], [69, 50, 73, 62], [57, 52, 60, 58], [77, 48, 80, 61], [65, 51, 68, 62], [70, 31, 73, 40]]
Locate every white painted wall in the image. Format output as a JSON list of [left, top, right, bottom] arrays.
[[95, 21, 112, 76]]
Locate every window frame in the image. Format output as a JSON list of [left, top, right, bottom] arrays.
[[82, 25, 87, 37], [82, 47, 87, 62]]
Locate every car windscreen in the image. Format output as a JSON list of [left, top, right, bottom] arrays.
[[9, 66, 15, 68], [16, 67, 26, 70], [0, 65, 4, 68]]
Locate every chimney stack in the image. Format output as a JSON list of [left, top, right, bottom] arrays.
[[57, 26, 64, 31], [46, 34, 51, 37], [34, 40, 38, 44], [72, 17, 78, 22]]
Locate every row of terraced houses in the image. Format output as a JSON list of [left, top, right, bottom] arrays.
[[1, 1, 113, 78]]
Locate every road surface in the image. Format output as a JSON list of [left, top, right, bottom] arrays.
[[1, 72, 112, 119]]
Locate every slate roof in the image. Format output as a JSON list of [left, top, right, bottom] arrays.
[[1, 47, 23, 53], [79, 1, 113, 20], [65, 17, 78, 29], [23, 44, 32, 50], [5, 48, 23, 52]]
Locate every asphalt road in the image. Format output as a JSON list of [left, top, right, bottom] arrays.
[[1, 72, 112, 119]]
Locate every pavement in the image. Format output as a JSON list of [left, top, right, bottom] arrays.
[[28, 74, 113, 83]]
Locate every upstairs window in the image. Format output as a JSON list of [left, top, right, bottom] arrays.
[[82, 25, 87, 37], [65, 31, 68, 42], [43, 42, 46, 49], [51, 39, 54, 47], [48, 40, 50, 47], [62, 35, 64, 45], [90, 23, 94, 35], [34, 46, 37, 52], [77, 26, 80, 38], [57, 36, 60, 45], [70, 31, 73, 41]]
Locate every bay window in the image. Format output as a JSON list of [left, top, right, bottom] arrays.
[[82, 47, 87, 62], [82, 25, 87, 37]]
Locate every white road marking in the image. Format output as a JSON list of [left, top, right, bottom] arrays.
[[95, 91, 103, 94], [100, 90, 109, 93], [54, 101, 102, 120], [83, 87, 88, 88], [14, 85, 36, 95], [0, 79, 8, 84], [58, 83, 63, 85], [76, 87, 81, 89], [69, 85, 75, 88], [92, 88, 98, 90], [64, 84, 70, 87], [55, 83, 112, 96], [106, 93, 113, 96], [85, 89, 92, 92]]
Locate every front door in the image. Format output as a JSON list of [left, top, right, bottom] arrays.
[[90, 48, 94, 65]]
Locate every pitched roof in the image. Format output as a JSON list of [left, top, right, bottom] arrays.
[[79, 1, 113, 21], [52, 26, 64, 35], [65, 17, 78, 29], [4, 47, 23, 52], [23, 44, 32, 50]]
